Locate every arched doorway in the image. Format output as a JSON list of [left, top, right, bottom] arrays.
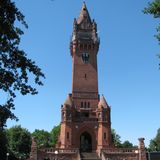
[[80, 132, 92, 152]]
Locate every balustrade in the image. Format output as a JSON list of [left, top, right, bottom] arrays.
[[102, 148, 139, 154], [43, 148, 79, 154]]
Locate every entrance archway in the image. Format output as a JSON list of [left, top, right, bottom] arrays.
[[80, 132, 92, 152]]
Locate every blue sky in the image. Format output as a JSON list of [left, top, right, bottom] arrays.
[[6, 0, 160, 146]]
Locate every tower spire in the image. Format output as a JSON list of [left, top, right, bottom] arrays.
[[77, 2, 91, 24]]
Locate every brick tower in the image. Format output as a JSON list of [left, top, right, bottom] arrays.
[[59, 2, 112, 152], [29, 3, 147, 160]]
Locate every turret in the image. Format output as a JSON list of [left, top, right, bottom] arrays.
[[61, 94, 72, 122], [97, 96, 111, 123]]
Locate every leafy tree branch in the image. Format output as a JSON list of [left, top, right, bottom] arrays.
[[0, 0, 45, 130]]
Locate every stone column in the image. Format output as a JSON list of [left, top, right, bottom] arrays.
[[30, 137, 38, 160], [138, 138, 147, 160]]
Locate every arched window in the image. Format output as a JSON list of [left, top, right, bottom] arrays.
[[80, 44, 83, 50], [104, 132, 106, 140], [67, 132, 70, 139], [85, 74, 87, 79], [81, 102, 83, 108], [88, 102, 90, 108]]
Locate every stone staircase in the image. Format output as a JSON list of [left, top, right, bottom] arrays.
[[80, 152, 101, 160]]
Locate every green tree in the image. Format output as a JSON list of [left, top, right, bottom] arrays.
[[0, 0, 45, 130], [50, 125, 60, 147], [6, 125, 31, 159], [122, 140, 133, 148], [144, 0, 160, 43], [111, 129, 122, 147], [111, 129, 134, 148], [149, 128, 160, 151], [32, 129, 51, 148]]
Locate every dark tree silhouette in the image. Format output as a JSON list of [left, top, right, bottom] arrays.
[[0, 0, 45, 130]]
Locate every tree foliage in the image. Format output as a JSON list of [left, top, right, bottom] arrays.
[[6, 125, 31, 159], [32, 129, 51, 148], [122, 140, 134, 148], [144, 0, 160, 43], [111, 129, 134, 148], [32, 125, 60, 148], [50, 124, 60, 147], [0, 0, 45, 129], [111, 129, 122, 147], [149, 128, 160, 151]]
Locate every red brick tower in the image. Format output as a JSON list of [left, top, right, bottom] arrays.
[[59, 2, 112, 152]]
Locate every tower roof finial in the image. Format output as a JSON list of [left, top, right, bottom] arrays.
[[83, 1, 86, 6], [77, 2, 91, 24]]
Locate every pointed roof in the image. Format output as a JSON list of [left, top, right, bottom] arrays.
[[64, 94, 72, 106], [77, 2, 92, 24], [98, 95, 109, 108]]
